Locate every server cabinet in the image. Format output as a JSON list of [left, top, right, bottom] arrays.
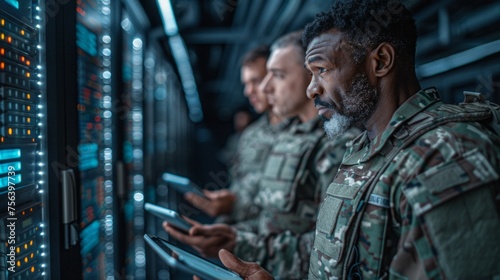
[[45, 0, 119, 278], [0, 0, 48, 279]]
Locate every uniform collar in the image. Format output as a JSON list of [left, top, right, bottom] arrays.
[[290, 116, 323, 134], [270, 115, 297, 132], [343, 87, 441, 165]]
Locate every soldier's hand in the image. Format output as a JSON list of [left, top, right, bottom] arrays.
[[184, 189, 236, 217], [163, 222, 237, 258], [219, 249, 274, 280]]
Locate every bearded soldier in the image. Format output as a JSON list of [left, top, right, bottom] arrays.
[[219, 1, 500, 279]]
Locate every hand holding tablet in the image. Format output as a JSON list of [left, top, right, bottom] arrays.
[[144, 234, 243, 280], [144, 203, 192, 233], [162, 172, 207, 198]]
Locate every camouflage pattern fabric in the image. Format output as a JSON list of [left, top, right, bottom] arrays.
[[310, 88, 500, 279], [233, 116, 361, 279], [222, 114, 295, 224]]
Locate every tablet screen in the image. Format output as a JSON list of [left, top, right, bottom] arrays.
[[144, 234, 242, 280]]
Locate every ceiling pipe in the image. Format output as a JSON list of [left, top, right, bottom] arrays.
[[417, 39, 500, 78], [417, 1, 500, 55]]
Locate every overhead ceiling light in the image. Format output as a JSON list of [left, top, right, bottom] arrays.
[[157, 0, 178, 36], [156, 0, 203, 123]]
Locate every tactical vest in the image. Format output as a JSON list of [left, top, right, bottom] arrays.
[[232, 116, 294, 180], [255, 118, 327, 235], [232, 116, 274, 178], [310, 90, 500, 279]]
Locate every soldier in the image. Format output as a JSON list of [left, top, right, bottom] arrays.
[[218, 1, 500, 279], [183, 45, 293, 222], [164, 31, 359, 279]]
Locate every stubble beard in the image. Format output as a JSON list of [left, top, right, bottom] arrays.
[[323, 73, 378, 139]]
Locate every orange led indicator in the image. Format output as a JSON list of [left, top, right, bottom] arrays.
[[0, 48, 4, 55], [26, 105, 30, 111], [21, 56, 25, 62], [1, 33, 4, 40], [32, 138, 35, 142], [22, 210, 25, 215], [27, 93, 31, 99], [30, 208, 33, 212], [17, 261, 21, 267], [1, 19, 4, 26], [30, 253, 34, 258], [27, 117, 31, 123], [7, 36, 11, 43], [26, 72, 30, 78], [21, 30, 25, 36], [1, 62, 4, 69], [8, 128, 12, 135], [24, 244, 27, 249], [31, 266, 35, 273], [24, 257, 28, 263], [16, 247, 20, 253], [27, 129, 31, 135], [26, 60, 30, 66], [0, 137, 4, 142], [30, 240, 33, 246]]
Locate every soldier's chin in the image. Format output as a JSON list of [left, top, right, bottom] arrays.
[[323, 114, 351, 139]]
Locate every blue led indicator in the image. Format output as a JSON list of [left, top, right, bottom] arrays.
[[79, 158, 99, 171], [78, 143, 99, 171], [0, 174, 21, 189], [76, 23, 97, 56], [80, 220, 100, 255], [3, 0, 20, 9], [0, 149, 21, 161], [78, 143, 98, 154], [0, 161, 21, 174]]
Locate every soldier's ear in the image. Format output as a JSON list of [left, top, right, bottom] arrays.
[[368, 43, 395, 78]]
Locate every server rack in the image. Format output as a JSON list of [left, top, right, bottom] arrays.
[[45, 0, 119, 278], [0, 0, 48, 279]]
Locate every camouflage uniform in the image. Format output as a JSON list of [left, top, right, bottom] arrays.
[[310, 88, 500, 279], [223, 114, 294, 223], [233, 116, 361, 279]]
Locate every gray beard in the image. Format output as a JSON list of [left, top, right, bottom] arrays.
[[322, 73, 378, 138], [323, 113, 351, 139]]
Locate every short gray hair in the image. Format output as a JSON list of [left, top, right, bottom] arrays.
[[270, 30, 305, 57]]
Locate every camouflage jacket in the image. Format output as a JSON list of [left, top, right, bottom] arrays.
[[310, 88, 500, 279], [223, 114, 294, 223], [233, 116, 361, 279]]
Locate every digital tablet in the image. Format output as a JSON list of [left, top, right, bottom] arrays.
[[144, 203, 192, 233], [144, 234, 242, 280], [162, 172, 207, 198]]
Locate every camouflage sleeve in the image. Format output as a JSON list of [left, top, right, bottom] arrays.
[[233, 229, 315, 280], [216, 172, 262, 224], [388, 126, 500, 279]]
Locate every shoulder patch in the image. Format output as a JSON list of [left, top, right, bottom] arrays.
[[405, 149, 498, 216]]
